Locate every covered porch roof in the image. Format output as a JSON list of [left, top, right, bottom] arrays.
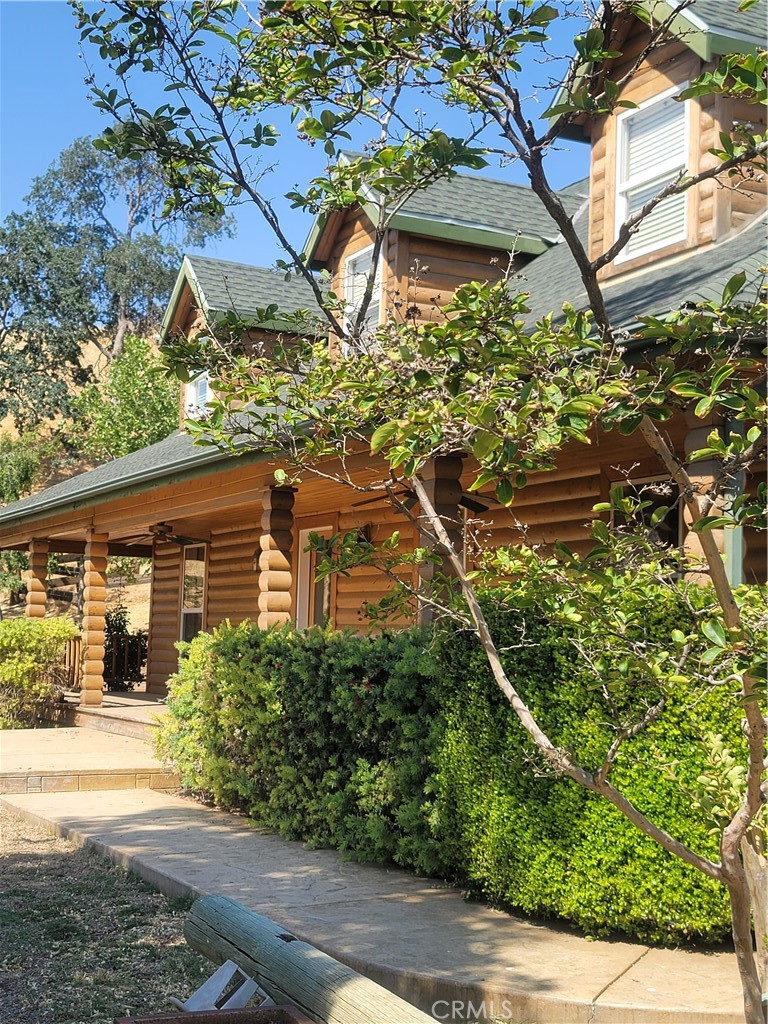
[[0, 430, 270, 551]]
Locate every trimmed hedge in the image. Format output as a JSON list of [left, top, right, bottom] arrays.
[[157, 589, 747, 944], [431, 596, 736, 943], [156, 626, 444, 872]]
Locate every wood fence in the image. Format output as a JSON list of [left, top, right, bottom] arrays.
[[61, 633, 148, 691]]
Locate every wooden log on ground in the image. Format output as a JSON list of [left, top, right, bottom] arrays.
[[184, 895, 434, 1024]]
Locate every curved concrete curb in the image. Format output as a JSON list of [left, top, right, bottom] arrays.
[[0, 790, 743, 1024]]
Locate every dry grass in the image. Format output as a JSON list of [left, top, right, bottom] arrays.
[[0, 805, 209, 1023]]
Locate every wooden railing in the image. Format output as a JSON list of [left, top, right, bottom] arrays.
[[103, 633, 148, 690], [59, 632, 149, 691], [62, 636, 82, 690]]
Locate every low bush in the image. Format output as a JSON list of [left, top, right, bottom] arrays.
[[157, 624, 443, 870], [157, 584, 751, 945], [0, 617, 79, 727]]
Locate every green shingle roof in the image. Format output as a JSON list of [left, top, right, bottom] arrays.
[[305, 160, 590, 264], [161, 255, 321, 338], [0, 432, 242, 531], [519, 210, 768, 329], [667, 0, 767, 49], [391, 172, 588, 243], [186, 255, 319, 319]]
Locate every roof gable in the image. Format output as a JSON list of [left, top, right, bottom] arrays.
[[643, 0, 766, 61], [161, 254, 321, 339], [305, 157, 590, 266]]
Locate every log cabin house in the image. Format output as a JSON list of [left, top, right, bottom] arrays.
[[0, 0, 765, 704]]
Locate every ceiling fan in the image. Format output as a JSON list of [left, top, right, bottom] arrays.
[[150, 522, 209, 546], [118, 523, 209, 547]]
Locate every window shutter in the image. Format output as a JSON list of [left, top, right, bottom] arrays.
[[623, 95, 686, 183], [625, 180, 687, 256], [617, 90, 688, 259]]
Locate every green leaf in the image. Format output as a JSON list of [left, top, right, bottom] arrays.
[[722, 271, 747, 305], [702, 620, 727, 648], [496, 477, 514, 506], [370, 421, 400, 453], [690, 515, 734, 532]]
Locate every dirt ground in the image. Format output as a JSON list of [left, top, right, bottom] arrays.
[[1, 577, 151, 632], [0, 805, 209, 1024]]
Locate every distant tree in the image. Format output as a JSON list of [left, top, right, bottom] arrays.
[[0, 137, 233, 425], [72, 334, 180, 462]]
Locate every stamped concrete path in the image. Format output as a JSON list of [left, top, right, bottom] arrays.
[[0, 727, 743, 1024]]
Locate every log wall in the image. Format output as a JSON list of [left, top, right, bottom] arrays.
[[206, 522, 261, 629]]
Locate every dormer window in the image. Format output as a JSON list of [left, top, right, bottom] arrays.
[[616, 86, 689, 261], [343, 244, 382, 351], [186, 372, 210, 419]]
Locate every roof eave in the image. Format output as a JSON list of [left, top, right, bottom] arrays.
[[386, 210, 554, 255], [0, 442, 270, 536], [546, 1, 764, 134]]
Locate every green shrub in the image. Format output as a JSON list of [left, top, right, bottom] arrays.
[[0, 617, 79, 728], [158, 622, 443, 869], [431, 589, 740, 944], [156, 585, 753, 945]]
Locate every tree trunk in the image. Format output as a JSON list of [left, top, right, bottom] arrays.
[[723, 846, 766, 1024], [742, 830, 768, 990]]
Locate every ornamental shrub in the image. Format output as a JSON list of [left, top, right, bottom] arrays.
[[157, 623, 443, 870], [157, 584, 754, 945], [430, 588, 741, 944], [0, 617, 78, 727]]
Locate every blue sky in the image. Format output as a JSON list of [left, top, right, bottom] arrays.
[[0, 1, 590, 269]]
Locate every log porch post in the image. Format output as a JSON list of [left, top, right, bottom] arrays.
[[257, 487, 296, 630], [417, 455, 464, 627], [81, 530, 108, 707], [25, 539, 48, 618]]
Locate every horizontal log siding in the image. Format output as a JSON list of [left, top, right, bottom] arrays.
[[398, 234, 512, 324], [590, 18, 766, 272], [463, 416, 690, 558], [329, 207, 378, 311], [146, 542, 182, 693], [719, 96, 767, 234], [590, 29, 702, 273], [206, 522, 261, 628], [334, 507, 417, 630]]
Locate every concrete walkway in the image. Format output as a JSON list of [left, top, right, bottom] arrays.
[[0, 777, 743, 1024], [0, 727, 177, 793]]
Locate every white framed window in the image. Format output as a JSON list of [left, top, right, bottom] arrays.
[[180, 544, 207, 642], [615, 85, 689, 261], [343, 243, 382, 352], [185, 372, 210, 419], [296, 525, 334, 629]]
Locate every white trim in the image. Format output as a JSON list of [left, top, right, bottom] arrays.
[[296, 525, 334, 629], [185, 372, 211, 419], [614, 83, 690, 264], [343, 242, 383, 348], [179, 544, 207, 641]]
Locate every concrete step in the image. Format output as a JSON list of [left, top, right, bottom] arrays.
[[0, 727, 178, 795], [55, 703, 161, 742]]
